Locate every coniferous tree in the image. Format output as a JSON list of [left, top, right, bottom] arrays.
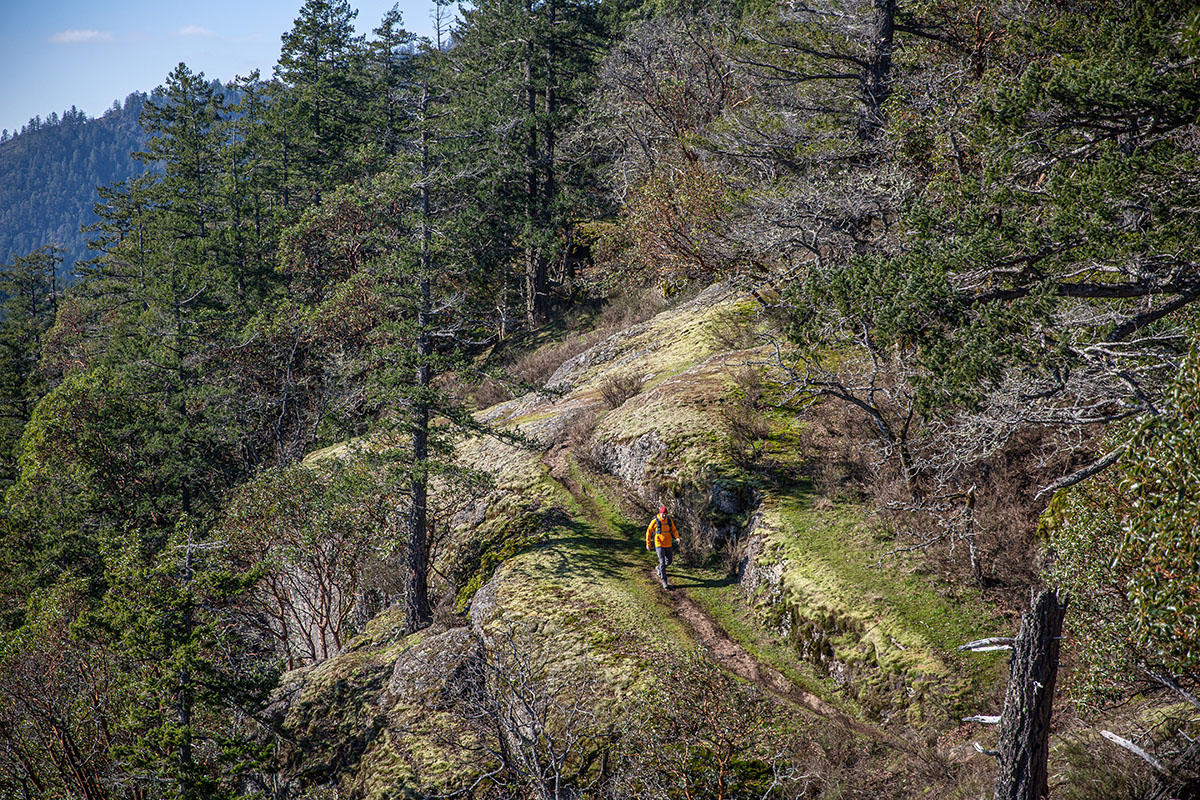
[[449, 0, 611, 330], [108, 63, 240, 515], [366, 5, 417, 160], [0, 96, 148, 275], [101, 518, 272, 800], [274, 0, 370, 207], [0, 245, 60, 487], [280, 36, 499, 633], [219, 71, 281, 321], [3, 64, 276, 792]]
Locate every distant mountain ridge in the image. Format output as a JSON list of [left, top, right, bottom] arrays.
[[0, 94, 150, 277]]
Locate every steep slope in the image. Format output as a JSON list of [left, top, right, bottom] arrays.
[[0, 99, 148, 274], [277, 283, 1007, 796]]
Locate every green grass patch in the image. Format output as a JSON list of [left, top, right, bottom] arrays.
[[569, 465, 871, 716], [754, 489, 1008, 723], [466, 459, 698, 701], [670, 557, 867, 718]]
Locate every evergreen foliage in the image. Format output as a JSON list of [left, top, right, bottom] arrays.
[[274, 0, 372, 206], [1122, 348, 1200, 675], [0, 98, 148, 277], [1, 0, 1198, 793], [0, 245, 60, 488], [1047, 348, 1200, 708], [448, 0, 615, 327], [770, 0, 1200, 494]]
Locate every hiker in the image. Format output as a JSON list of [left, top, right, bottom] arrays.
[[646, 506, 681, 589]]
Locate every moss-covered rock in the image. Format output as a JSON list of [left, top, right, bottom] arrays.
[[281, 280, 1012, 792], [274, 644, 399, 792], [735, 493, 1003, 726]]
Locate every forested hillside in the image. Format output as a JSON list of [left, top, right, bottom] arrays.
[[1, 0, 1198, 798], [0, 95, 150, 275]]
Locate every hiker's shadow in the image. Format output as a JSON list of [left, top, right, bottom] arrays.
[[671, 573, 738, 589]]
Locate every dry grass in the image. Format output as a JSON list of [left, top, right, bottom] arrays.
[[465, 375, 513, 410], [794, 395, 875, 501], [600, 373, 645, 409], [707, 305, 759, 351], [722, 366, 770, 467], [562, 410, 602, 472], [461, 291, 669, 412], [515, 291, 665, 388]]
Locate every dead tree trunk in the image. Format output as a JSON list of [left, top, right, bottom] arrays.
[[994, 589, 1068, 800]]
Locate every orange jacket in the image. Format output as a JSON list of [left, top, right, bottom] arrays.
[[646, 514, 679, 549]]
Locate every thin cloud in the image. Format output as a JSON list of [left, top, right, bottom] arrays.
[[49, 29, 113, 44], [177, 25, 215, 37]]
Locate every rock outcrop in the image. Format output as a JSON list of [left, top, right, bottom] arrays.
[[265, 282, 1003, 795]]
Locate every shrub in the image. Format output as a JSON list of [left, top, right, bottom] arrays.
[[219, 461, 398, 668], [612, 652, 816, 799], [708, 305, 759, 351], [723, 366, 770, 466], [600, 373, 644, 408]]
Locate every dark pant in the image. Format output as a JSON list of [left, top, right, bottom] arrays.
[[656, 545, 674, 585]]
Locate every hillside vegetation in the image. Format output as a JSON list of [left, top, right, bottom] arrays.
[[0, 96, 149, 275], [1, 0, 1198, 799]]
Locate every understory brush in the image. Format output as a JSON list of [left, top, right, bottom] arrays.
[[794, 390, 1087, 605], [464, 290, 667, 409], [599, 372, 644, 408]]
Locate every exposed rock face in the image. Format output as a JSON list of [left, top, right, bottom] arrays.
[[387, 625, 483, 711], [544, 320, 659, 393], [544, 283, 731, 395], [468, 574, 501, 631], [689, 478, 757, 548], [264, 622, 493, 799], [266, 278, 993, 796], [588, 424, 756, 549], [591, 429, 666, 507]]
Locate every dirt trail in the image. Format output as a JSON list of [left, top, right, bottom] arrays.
[[543, 450, 923, 759], [666, 579, 920, 756]]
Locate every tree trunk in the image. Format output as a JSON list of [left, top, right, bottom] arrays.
[[405, 359, 431, 634], [406, 83, 434, 635], [859, 0, 896, 139], [523, 14, 548, 329], [544, 0, 558, 296], [177, 531, 195, 798], [994, 589, 1068, 800]]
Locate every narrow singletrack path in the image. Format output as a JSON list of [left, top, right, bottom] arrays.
[[665, 578, 920, 756], [542, 449, 924, 760]]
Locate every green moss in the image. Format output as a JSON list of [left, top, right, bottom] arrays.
[[677, 560, 862, 715], [464, 460, 701, 709], [455, 511, 547, 612], [288, 282, 1020, 793], [747, 491, 1006, 723]]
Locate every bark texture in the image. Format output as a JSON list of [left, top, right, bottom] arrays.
[[994, 589, 1068, 800]]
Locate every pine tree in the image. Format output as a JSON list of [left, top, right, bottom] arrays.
[[274, 0, 370, 206], [218, 71, 281, 320], [280, 39, 500, 633], [111, 63, 239, 514], [0, 245, 60, 487]]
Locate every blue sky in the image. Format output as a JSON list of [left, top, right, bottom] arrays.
[[0, 0, 447, 135]]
